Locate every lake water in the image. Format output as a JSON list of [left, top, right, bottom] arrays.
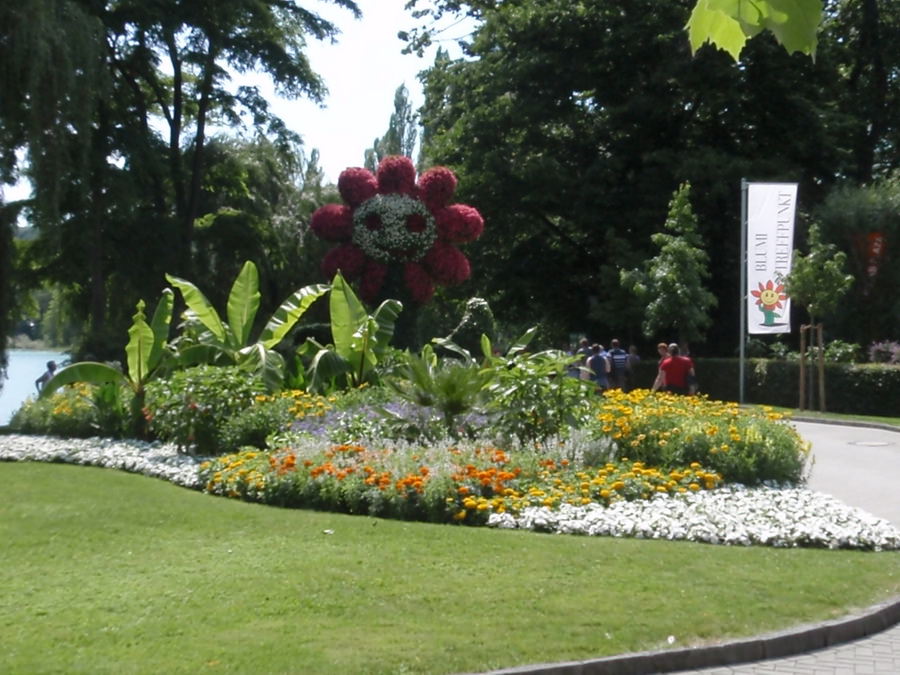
[[0, 349, 70, 425]]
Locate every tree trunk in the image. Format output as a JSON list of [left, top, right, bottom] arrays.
[[86, 99, 109, 357]]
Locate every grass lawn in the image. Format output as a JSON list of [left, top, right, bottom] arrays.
[[3, 462, 899, 674]]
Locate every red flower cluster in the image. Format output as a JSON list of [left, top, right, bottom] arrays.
[[311, 156, 484, 304]]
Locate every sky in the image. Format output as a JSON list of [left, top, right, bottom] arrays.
[[261, 0, 467, 182], [1, 0, 471, 201]]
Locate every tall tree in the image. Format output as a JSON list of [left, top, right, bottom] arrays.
[[621, 183, 717, 351], [819, 0, 900, 182], [364, 83, 419, 171], [812, 175, 900, 344], [416, 0, 840, 346], [1, 0, 360, 358]]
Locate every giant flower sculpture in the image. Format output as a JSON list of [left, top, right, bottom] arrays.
[[310, 156, 484, 304]]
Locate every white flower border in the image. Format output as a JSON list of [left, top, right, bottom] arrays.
[[0, 434, 205, 489], [351, 193, 437, 263], [488, 486, 900, 551], [2, 434, 898, 551]]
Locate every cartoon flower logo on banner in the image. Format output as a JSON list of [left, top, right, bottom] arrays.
[[310, 156, 484, 304], [751, 278, 788, 325]]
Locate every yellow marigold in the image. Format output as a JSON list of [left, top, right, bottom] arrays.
[[688, 483, 701, 491]]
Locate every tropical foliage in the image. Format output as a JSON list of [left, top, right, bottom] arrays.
[[166, 260, 329, 392]]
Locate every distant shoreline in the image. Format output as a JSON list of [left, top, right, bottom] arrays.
[[5, 337, 71, 352]]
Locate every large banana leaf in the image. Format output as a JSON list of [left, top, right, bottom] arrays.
[[303, 339, 352, 394], [148, 288, 174, 372], [371, 299, 403, 355], [40, 362, 126, 399], [227, 261, 260, 348], [238, 344, 285, 393], [329, 271, 368, 362], [350, 317, 379, 380], [126, 300, 154, 387], [259, 283, 329, 349], [166, 273, 227, 345]]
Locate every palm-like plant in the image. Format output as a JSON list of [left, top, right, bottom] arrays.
[[385, 344, 491, 439]]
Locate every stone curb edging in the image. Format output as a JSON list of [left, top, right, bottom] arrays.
[[469, 595, 900, 675]]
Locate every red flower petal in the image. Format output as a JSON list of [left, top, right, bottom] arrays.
[[435, 204, 484, 243], [321, 243, 367, 279], [311, 204, 353, 242], [424, 241, 471, 285], [338, 167, 378, 207], [376, 156, 417, 196], [417, 166, 458, 210], [404, 262, 435, 304]]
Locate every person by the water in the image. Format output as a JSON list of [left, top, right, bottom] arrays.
[[35, 361, 57, 393]]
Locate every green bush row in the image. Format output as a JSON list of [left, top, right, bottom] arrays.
[[642, 358, 900, 416]]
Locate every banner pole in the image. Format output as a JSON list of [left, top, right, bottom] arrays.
[[739, 178, 748, 405]]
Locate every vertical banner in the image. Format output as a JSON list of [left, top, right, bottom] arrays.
[[746, 182, 798, 334]]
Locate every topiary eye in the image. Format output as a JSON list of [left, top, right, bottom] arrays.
[[406, 214, 426, 233], [365, 213, 382, 230]]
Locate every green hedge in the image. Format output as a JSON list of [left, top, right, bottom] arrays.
[[630, 358, 900, 416]]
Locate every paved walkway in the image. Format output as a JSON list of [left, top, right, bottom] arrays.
[[683, 621, 900, 673]]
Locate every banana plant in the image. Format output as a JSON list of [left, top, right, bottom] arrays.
[[302, 271, 402, 393], [40, 289, 175, 437], [165, 260, 329, 391]]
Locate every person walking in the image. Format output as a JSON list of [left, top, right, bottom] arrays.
[[587, 343, 610, 393], [626, 345, 641, 392], [652, 343, 695, 395], [607, 339, 629, 389]]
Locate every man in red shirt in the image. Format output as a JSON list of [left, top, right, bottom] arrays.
[[652, 343, 695, 395]]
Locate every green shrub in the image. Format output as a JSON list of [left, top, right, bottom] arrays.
[[445, 297, 497, 356], [482, 346, 595, 446], [687, 358, 900, 416], [144, 365, 266, 455], [822, 340, 862, 363], [10, 382, 133, 438]]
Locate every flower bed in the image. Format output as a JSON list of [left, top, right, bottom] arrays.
[[4, 384, 899, 551], [3, 430, 895, 551]]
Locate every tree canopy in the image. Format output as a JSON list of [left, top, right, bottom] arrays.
[[413, 0, 898, 350], [1, 0, 359, 358]]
